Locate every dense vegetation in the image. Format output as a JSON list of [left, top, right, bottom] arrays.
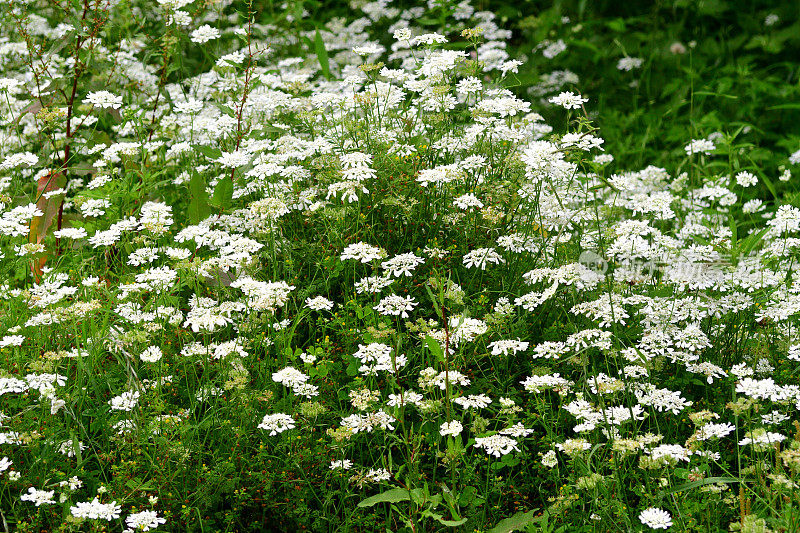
[[0, 0, 799, 531]]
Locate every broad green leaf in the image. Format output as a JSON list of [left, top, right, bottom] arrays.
[[423, 335, 444, 362], [488, 509, 542, 533], [188, 172, 212, 224], [458, 486, 477, 506], [211, 176, 233, 210], [357, 488, 411, 508], [192, 144, 222, 161]]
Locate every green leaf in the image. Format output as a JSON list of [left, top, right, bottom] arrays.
[[458, 486, 477, 506], [314, 29, 331, 80], [423, 335, 444, 362], [192, 144, 222, 161], [488, 509, 542, 533], [660, 476, 739, 495], [693, 91, 739, 100], [357, 488, 411, 508], [216, 104, 236, 117], [767, 103, 800, 111], [345, 358, 360, 377], [211, 176, 233, 210], [739, 227, 769, 257], [415, 17, 439, 26], [48, 31, 75, 56], [437, 517, 468, 527], [125, 477, 155, 491], [746, 156, 778, 200], [188, 173, 212, 224]]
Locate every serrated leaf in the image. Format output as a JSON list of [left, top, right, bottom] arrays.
[[357, 488, 410, 508]]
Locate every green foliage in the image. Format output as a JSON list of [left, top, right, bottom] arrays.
[[0, 0, 799, 532]]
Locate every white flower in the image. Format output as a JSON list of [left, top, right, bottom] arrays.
[[541, 450, 558, 468], [374, 294, 417, 318], [697, 422, 736, 440], [341, 242, 386, 263], [456, 77, 482, 94], [70, 498, 121, 520], [258, 413, 295, 436], [639, 507, 672, 530], [454, 394, 492, 410], [617, 57, 643, 71], [305, 296, 334, 311], [735, 171, 758, 187], [473, 435, 520, 457], [0, 152, 37, 169], [439, 421, 463, 437], [381, 253, 424, 277], [0, 335, 24, 347], [355, 275, 394, 294], [140, 346, 163, 363], [453, 193, 484, 210], [21, 487, 56, 506], [739, 428, 786, 449], [191, 24, 220, 44], [54, 227, 87, 239], [139, 202, 173, 234], [541, 39, 567, 59], [393, 28, 412, 41], [330, 459, 353, 470], [215, 150, 251, 168], [126, 510, 167, 531], [83, 91, 123, 109], [365, 468, 391, 482], [411, 33, 447, 46], [463, 248, 505, 270], [548, 91, 587, 110], [352, 43, 384, 56], [80, 198, 110, 217], [684, 138, 715, 156], [500, 60, 523, 76], [109, 390, 140, 411], [272, 367, 309, 388], [487, 339, 529, 356]]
